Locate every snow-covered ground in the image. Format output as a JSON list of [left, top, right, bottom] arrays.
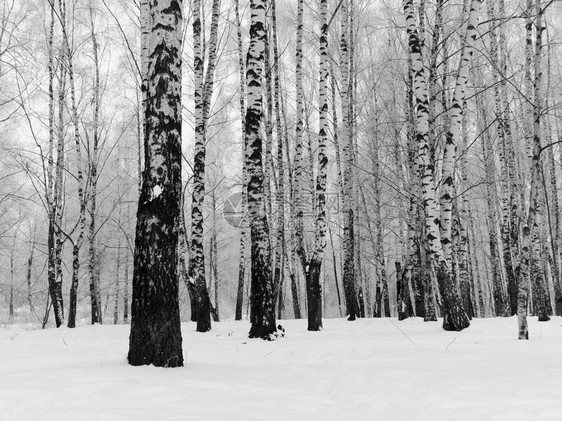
[[1, 316, 561, 420]]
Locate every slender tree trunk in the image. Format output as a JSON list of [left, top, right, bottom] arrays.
[[178, 196, 197, 321], [114, 239, 121, 325], [302, 0, 329, 331], [476, 90, 508, 317], [328, 221, 343, 317], [234, 0, 247, 322], [498, 0, 519, 315], [530, 0, 549, 322], [9, 237, 15, 320], [123, 250, 129, 323], [211, 192, 220, 322], [27, 233, 35, 313], [60, 0, 90, 328], [270, 0, 285, 318], [88, 0, 102, 325], [340, 0, 357, 321], [488, 0, 515, 317], [128, 0, 184, 367], [294, 0, 305, 278], [190, 0, 212, 332], [47, 0, 64, 328], [458, 111, 473, 319], [404, 67, 424, 319]]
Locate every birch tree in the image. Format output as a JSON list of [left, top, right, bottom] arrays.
[[340, 0, 357, 321], [234, 0, 247, 321], [246, 0, 276, 339], [403, 0, 471, 331], [294, 0, 328, 331], [128, 0, 183, 367], [190, 0, 212, 333]]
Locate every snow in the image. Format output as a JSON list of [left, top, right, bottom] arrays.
[[1, 316, 562, 420], [152, 185, 163, 199]]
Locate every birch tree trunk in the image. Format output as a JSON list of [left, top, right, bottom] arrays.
[[438, 0, 482, 330], [178, 196, 197, 321], [46, 0, 64, 328], [488, 0, 515, 317], [477, 89, 507, 317], [61, 0, 90, 328], [458, 110, 473, 319], [404, 0, 469, 330], [128, 0, 184, 367], [294, 0, 305, 279], [190, 0, 212, 332], [498, 0, 520, 315], [340, 0, 357, 321], [234, 0, 247, 321], [518, 0, 535, 340], [123, 250, 129, 323], [530, 0, 549, 322], [87, 0, 102, 325], [9, 235, 15, 320], [440, 0, 481, 260], [246, 0, 276, 339], [114, 238, 121, 324], [299, 0, 329, 331], [27, 232, 35, 313], [271, 0, 285, 318]]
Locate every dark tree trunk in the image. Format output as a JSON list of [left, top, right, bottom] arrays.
[[246, 0, 276, 340], [306, 258, 323, 330], [128, 0, 184, 367], [67, 243, 80, 328], [123, 251, 129, 324], [288, 260, 302, 319]]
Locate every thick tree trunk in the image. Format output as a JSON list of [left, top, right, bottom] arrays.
[[128, 0, 184, 367], [246, 0, 276, 340]]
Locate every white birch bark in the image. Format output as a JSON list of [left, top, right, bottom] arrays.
[[404, 0, 469, 330], [246, 0, 276, 339], [440, 0, 482, 263], [129, 0, 184, 366], [340, 0, 357, 320], [234, 0, 247, 321], [190, 0, 212, 332]]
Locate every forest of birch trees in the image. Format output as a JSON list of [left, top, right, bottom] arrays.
[[0, 0, 561, 348]]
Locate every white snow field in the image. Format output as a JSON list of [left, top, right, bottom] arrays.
[[1, 316, 561, 421]]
